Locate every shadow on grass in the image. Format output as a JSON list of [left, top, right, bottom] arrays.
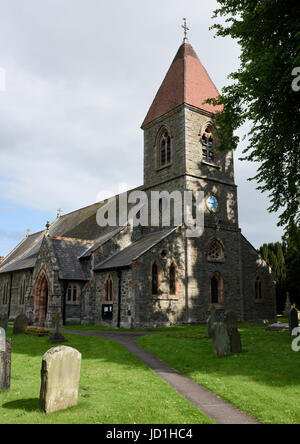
[[2, 398, 40, 413]]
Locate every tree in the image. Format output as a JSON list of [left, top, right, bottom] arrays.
[[207, 0, 300, 228], [258, 241, 287, 312]]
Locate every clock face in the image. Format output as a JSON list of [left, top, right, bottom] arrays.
[[207, 196, 218, 212]]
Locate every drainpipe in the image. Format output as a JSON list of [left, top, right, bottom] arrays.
[[117, 270, 122, 328], [7, 273, 13, 320]]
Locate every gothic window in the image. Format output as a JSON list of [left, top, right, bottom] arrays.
[[67, 283, 80, 304], [169, 263, 176, 296], [211, 276, 219, 304], [104, 275, 113, 302], [210, 273, 224, 305], [255, 276, 263, 302], [158, 130, 172, 168], [152, 262, 159, 295], [207, 239, 224, 261], [201, 126, 215, 162], [2, 281, 9, 305], [19, 278, 27, 305]]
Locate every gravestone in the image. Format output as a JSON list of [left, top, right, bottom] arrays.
[[283, 293, 292, 317], [0, 338, 11, 390], [13, 314, 29, 334], [224, 310, 242, 353], [0, 315, 8, 332], [206, 305, 217, 338], [212, 322, 229, 358], [288, 307, 299, 336], [40, 346, 82, 414], [49, 313, 67, 343], [0, 328, 5, 352]]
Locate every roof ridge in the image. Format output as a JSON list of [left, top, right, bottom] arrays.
[[50, 236, 94, 244]]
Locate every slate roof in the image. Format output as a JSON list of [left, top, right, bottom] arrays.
[[0, 232, 44, 273], [50, 237, 93, 281], [94, 228, 177, 271], [142, 42, 223, 128], [0, 187, 143, 275]]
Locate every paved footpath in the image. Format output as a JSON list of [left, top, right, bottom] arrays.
[[62, 329, 260, 425]]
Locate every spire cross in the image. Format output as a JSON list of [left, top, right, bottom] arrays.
[[182, 18, 189, 42]]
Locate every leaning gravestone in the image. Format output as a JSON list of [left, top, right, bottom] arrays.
[[206, 305, 217, 338], [0, 328, 11, 390], [212, 322, 229, 358], [0, 315, 8, 332], [288, 307, 299, 336], [13, 314, 29, 334], [224, 310, 242, 353], [40, 346, 82, 414]]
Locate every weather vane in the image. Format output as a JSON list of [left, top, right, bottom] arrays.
[[182, 18, 189, 42]]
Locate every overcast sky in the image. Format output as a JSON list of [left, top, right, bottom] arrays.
[[0, 0, 284, 257]]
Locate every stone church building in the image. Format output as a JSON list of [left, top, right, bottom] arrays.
[[0, 41, 276, 328]]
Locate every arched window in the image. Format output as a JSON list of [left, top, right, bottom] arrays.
[[210, 273, 224, 305], [255, 276, 263, 301], [207, 238, 225, 261], [201, 126, 215, 163], [158, 130, 171, 168], [19, 277, 27, 305], [169, 263, 176, 296], [105, 275, 113, 302], [152, 262, 159, 295], [2, 281, 9, 305]]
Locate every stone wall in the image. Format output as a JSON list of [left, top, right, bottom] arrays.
[[240, 235, 276, 322], [0, 270, 33, 320]]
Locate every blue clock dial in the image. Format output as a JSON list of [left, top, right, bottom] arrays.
[[207, 196, 218, 212]]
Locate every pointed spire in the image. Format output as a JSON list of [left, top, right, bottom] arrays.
[[142, 42, 223, 128]]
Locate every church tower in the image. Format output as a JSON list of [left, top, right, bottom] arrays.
[[141, 39, 242, 322], [142, 41, 239, 231]]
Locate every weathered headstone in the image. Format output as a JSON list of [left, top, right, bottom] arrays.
[[0, 328, 6, 352], [0, 315, 8, 332], [49, 313, 67, 343], [283, 293, 292, 318], [288, 307, 299, 336], [40, 346, 82, 414], [13, 314, 29, 334], [224, 310, 242, 353], [0, 339, 11, 390], [212, 322, 229, 357], [206, 305, 217, 338]]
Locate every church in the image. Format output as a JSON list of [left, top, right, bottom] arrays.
[[0, 38, 276, 328]]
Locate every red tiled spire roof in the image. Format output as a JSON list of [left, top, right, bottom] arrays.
[[142, 42, 223, 128]]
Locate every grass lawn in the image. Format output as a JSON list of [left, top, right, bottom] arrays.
[[137, 324, 300, 424], [0, 329, 213, 424]]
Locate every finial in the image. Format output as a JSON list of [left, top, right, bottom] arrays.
[[182, 18, 189, 43], [57, 208, 62, 218], [46, 221, 50, 232], [26, 229, 31, 237]]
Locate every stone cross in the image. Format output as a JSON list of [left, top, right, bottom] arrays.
[[40, 346, 82, 414], [49, 312, 67, 343]]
